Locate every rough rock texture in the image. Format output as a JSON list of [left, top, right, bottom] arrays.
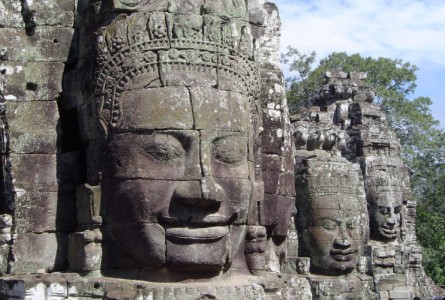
[[0, 0, 443, 299], [291, 71, 442, 298], [0, 0, 78, 277]]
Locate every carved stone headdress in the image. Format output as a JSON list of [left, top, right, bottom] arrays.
[[94, 1, 260, 132], [361, 157, 408, 196], [295, 156, 368, 230], [295, 157, 362, 199]]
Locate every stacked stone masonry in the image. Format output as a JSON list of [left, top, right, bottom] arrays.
[[0, 0, 442, 299]]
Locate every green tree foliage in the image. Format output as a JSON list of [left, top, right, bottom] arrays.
[[283, 48, 445, 284]]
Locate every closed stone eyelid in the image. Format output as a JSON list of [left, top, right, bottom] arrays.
[[212, 137, 246, 164]]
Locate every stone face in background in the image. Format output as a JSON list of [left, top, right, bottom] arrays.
[[295, 157, 368, 276], [290, 70, 441, 298]]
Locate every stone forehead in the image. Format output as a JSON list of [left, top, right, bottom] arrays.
[[118, 86, 249, 131], [372, 191, 404, 204], [312, 196, 360, 211]]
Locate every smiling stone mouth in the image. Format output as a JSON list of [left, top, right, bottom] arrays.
[[382, 227, 399, 234], [159, 213, 237, 226], [165, 226, 229, 242], [330, 250, 357, 261]]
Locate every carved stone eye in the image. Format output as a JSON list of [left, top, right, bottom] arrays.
[[318, 219, 337, 231], [378, 207, 390, 215], [394, 205, 403, 214], [143, 135, 184, 162], [212, 136, 246, 164]]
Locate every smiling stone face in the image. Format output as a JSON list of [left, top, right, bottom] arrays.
[[84, 4, 294, 277], [362, 158, 407, 243], [302, 195, 361, 275], [100, 86, 254, 272], [295, 157, 368, 276], [369, 191, 403, 241]]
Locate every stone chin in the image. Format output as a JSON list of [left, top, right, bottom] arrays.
[[309, 250, 358, 275], [165, 226, 231, 271], [107, 224, 234, 272]]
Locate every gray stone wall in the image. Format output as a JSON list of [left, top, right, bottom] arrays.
[[0, 0, 78, 274]]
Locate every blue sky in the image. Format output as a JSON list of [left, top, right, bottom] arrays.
[[273, 0, 445, 127]]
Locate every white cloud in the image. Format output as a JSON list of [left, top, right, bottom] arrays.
[[274, 0, 445, 67], [273, 0, 445, 127]]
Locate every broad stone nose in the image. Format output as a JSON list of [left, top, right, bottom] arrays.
[[386, 214, 397, 226], [334, 237, 352, 249], [172, 181, 202, 206], [199, 176, 225, 207], [173, 178, 225, 208], [334, 224, 352, 248]]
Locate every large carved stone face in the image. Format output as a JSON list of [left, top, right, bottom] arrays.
[[101, 86, 254, 272], [369, 191, 403, 241], [302, 195, 361, 275]]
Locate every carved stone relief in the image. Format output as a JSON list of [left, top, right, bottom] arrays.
[[0, 1, 443, 299], [295, 157, 368, 275]]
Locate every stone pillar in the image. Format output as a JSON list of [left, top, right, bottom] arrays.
[[0, 0, 78, 274]]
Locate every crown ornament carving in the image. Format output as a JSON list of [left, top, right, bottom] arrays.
[[295, 157, 362, 198], [94, 3, 259, 130]]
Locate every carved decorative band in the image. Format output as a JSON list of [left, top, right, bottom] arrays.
[[94, 11, 259, 129]]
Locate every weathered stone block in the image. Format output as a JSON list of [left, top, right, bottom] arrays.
[[160, 48, 217, 88], [9, 131, 58, 154], [190, 87, 249, 131], [254, 5, 281, 67], [261, 128, 283, 155], [120, 87, 194, 130], [272, 196, 295, 237], [0, 0, 75, 28], [57, 152, 80, 192], [102, 223, 166, 270], [166, 228, 229, 270], [0, 1, 22, 28], [12, 233, 68, 274], [389, 289, 413, 299], [248, 0, 269, 26], [262, 154, 281, 171], [245, 226, 266, 271], [14, 191, 76, 234], [68, 230, 102, 272], [10, 154, 58, 192], [379, 291, 390, 300], [0, 245, 9, 276], [0, 27, 74, 62], [1, 62, 64, 101], [76, 184, 102, 226], [112, 0, 168, 12], [278, 171, 296, 197], [263, 170, 279, 194], [0, 273, 74, 299], [6, 101, 59, 153], [260, 70, 284, 107], [261, 193, 277, 226]]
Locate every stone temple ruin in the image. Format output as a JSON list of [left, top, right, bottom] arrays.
[[0, 0, 442, 299]]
